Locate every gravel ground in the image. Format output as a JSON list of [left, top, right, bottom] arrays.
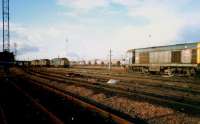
[[11, 68, 200, 124]]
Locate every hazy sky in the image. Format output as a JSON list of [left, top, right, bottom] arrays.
[[1, 0, 200, 60]]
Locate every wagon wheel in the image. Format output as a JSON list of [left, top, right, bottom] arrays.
[[142, 68, 149, 74], [167, 69, 175, 77], [163, 68, 174, 77]]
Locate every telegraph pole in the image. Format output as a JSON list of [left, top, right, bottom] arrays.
[[109, 48, 112, 71]]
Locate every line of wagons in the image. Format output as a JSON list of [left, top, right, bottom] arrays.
[[16, 58, 70, 68], [125, 42, 200, 76]]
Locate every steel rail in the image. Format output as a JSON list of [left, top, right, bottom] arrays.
[[23, 77, 136, 124], [0, 104, 7, 124], [27, 70, 200, 115], [9, 81, 64, 124]]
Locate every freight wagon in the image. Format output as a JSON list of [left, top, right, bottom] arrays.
[[126, 42, 200, 76], [30, 58, 69, 68], [16, 61, 31, 67], [50, 58, 69, 68], [31, 59, 49, 67], [31, 60, 40, 67], [39, 59, 50, 67]]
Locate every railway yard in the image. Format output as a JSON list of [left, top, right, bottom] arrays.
[[1, 0, 200, 123], [0, 66, 200, 124]]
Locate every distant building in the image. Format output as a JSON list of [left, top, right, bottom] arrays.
[[90, 59, 97, 65], [86, 60, 91, 65], [96, 59, 104, 65], [78, 60, 86, 65], [111, 59, 121, 66], [70, 61, 77, 65]]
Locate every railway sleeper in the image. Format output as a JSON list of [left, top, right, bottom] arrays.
[[11, 76, 147, 124], [24, 70, 200, 116]]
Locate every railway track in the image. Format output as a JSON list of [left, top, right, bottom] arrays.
[[8, 70, 147, 124], [0, 75, 64, 124], [26, 68, 200, 116], [45, 68, 200, 95], [29, 68, 200, 100], [0, 104, 7, 124], [66, 67, 200, 84], [39, 67, 200, 95]]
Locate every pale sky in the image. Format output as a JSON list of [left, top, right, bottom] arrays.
[[1, 0, 200, 61]]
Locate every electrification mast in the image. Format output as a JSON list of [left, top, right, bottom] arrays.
[[2, 0, 10, 52]]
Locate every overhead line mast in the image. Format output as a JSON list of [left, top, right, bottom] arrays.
[[2, 0, 10, 52]]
